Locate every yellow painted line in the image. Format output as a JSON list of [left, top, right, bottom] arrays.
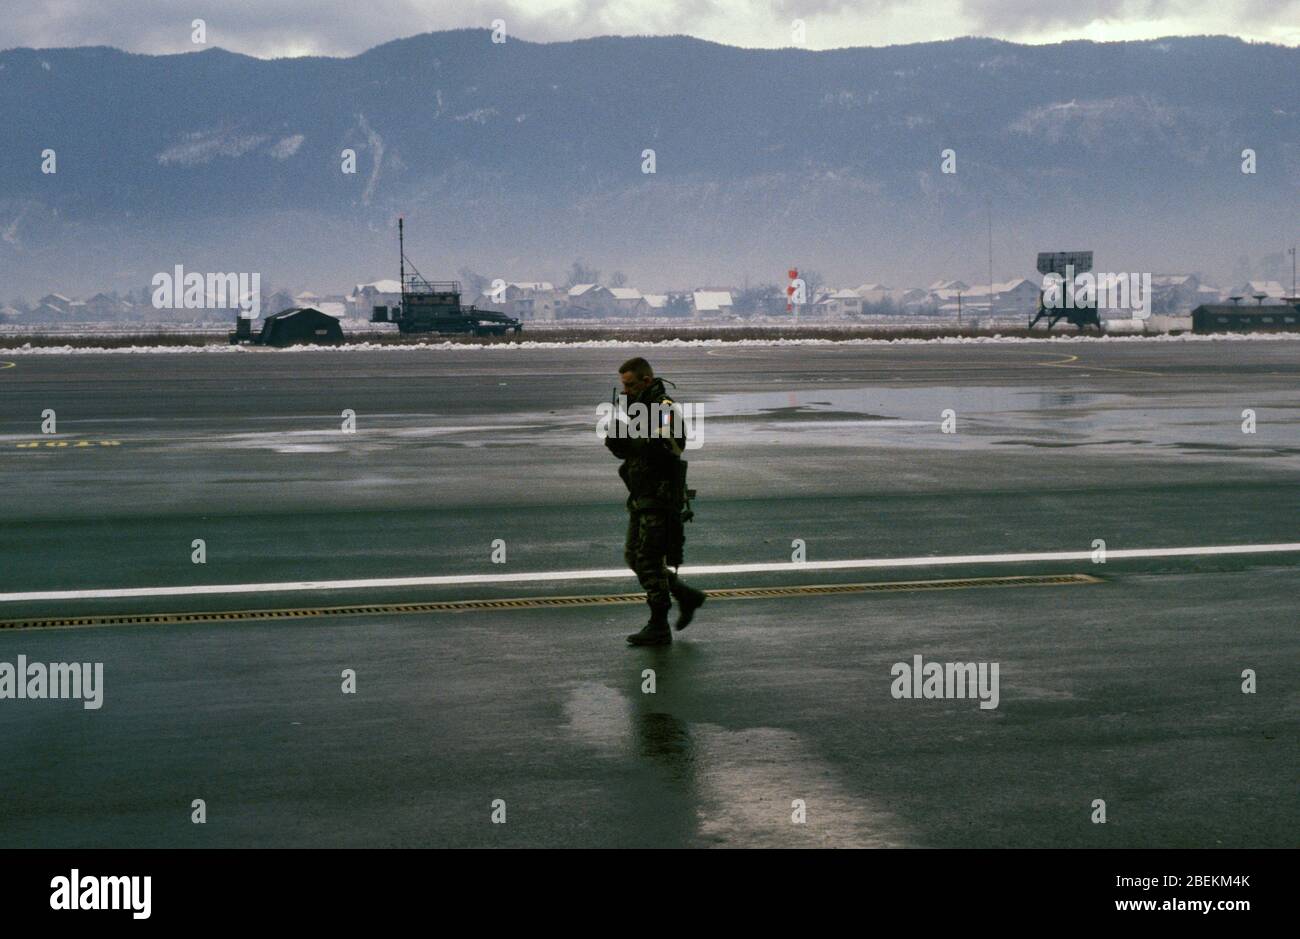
[[0, 573, 1102, 631], [0, 361, 15, 369], [1038, 352, 1165, 377], [11, 439, 121, 449]]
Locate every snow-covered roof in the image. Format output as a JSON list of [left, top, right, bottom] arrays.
[[692, 290, 733, 311], [643, 294, 668, 309], [351, 280, 402, 296], [939, 279, 1037, 299], [609, 288, 643, 300], [1239, 281, 1285, 297], [510, 282, 554, 292]]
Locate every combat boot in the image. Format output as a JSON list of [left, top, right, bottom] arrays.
[[627, 607, 672, 646], [671, 582, 707, 631]]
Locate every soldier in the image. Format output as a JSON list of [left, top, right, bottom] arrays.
[[604, 357, 706, 646]]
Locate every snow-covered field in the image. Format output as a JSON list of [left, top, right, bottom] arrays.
[[3, 331, 1298, 355]]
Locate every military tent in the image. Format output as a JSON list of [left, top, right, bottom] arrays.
[[255, 308, 344, 347]]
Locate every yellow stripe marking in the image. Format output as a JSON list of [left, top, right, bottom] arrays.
[[0, 573, 1101, 631], [1038, 352, 1165, 377]]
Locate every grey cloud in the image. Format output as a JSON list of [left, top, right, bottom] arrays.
[[0, 0, 1295, 56], [958, 0, 1296, 37]]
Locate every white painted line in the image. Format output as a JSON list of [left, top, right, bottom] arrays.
[[2, 542, 1297, 604]]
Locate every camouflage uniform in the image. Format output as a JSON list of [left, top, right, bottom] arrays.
[[605, 377, 685, 615], [623, 510, 679, 613]]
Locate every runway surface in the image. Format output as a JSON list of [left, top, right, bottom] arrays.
[[0, 340, 1296, 847]]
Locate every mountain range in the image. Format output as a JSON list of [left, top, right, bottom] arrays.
[[0, 30, 1296, 298]]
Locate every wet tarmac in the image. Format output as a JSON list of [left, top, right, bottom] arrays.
[[0, 340, 1296, 846]]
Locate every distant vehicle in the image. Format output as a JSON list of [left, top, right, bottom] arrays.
[[370, 219, 522, 336]]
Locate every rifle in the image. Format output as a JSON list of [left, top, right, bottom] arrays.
[[667, 457, 696, 569]]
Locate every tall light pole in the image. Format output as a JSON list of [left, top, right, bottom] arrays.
[[987, 198, 993, 320]]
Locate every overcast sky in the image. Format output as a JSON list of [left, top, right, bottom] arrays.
[[2, 0, 1297, 57]]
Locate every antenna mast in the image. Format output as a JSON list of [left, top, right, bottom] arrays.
[[399, 216, 406, 306]]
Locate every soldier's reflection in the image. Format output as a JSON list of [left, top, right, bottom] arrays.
[[628, 645, 699, 785]]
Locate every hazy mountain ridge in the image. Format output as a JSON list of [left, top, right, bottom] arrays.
[[0, 30, 1295, 296]]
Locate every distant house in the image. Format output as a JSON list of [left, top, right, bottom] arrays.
[[927, 279, 969, 293], [565, 284, 617, 317], [38, 293, 73, 312], [933, 278, 1039, 315], [1148, 275, 1201, 314], [348, 280, 403, 318], [84, 292, 129, 318], [28, 302, 66, 322], [892, 287, 930, 309], [993, 278, 1042, 313], [609, 288, 648, 316], [1227, 281, 1288, 305], [692, 290, 734, 317], [263, 290, 296, 316], [819, 289, 864, 317], [858, 284, 927, 311], [476, 282, 561, 321], [567, 284, 615, 303], [643, 294, 669, 314], [508, 282, 560, 321], [855, 283, 893, 304]]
